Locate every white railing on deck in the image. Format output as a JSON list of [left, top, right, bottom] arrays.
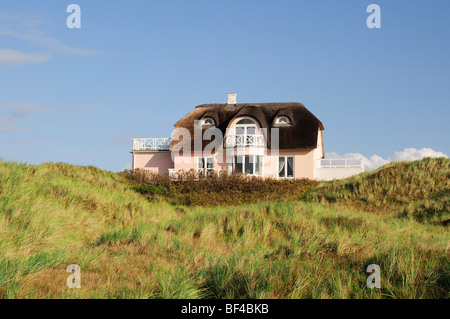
[[168, 168, 221, 178], [225, 134, 265, 147], [132, 138, 171, 151], [318, 158, 364, 169]]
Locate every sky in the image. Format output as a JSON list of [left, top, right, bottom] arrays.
[[0, 0, 449, 172]]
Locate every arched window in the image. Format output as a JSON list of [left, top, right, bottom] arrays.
[[225, 117, 264, 148], [235, 118, 256, 137], [236, 119, 255, 125], [202, 117, 215, 126], [274, 116, 291, 127], [234, 118, 257, 146]]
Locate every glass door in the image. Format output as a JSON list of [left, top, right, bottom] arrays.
[[235, 118, 256, 146]]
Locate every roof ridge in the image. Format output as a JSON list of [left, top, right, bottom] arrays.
[[195, 102, 305, 108]]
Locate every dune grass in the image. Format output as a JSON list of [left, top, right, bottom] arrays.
[[306, 157, 450, 224], [0, 159, 448, 298]]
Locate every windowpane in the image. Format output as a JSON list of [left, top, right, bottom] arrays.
[[247, 127, 255, 135], [227, 156, 233, 174], [245, 156, 253, 174], [235, 156, 243, 173], [236, 127, 245, 135], [237, 119, 254, 125], [278, 157, 285, 178], [275, 116, 291, 127], [259, 156, 264, 176], [255, 156, 261, 175], [207, 157, 214, 169], [203, 117, 215, 125], [287, 157, 294, 177], [198, 157, 204, 169]]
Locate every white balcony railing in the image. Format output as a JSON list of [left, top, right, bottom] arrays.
[[225, 134, 265, 147], [132, 138, 171, 151], [318, 158, 364, 169], [168, 168, 221, 179], [315, 158, 364, 181]]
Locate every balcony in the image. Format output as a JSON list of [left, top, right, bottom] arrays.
[[318, 158, 364, 169], [225, 134, 265, 148], [132, 138, 171, 151], [315, 158, 364, 180]]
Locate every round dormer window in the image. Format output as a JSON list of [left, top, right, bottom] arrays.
[[275, 116, 291, 127], [202, 117, 215, 126]]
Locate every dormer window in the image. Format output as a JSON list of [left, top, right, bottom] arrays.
[[236, 119, 254, 125], [274, 116, 291, 127], [202, 117, 216, 126]]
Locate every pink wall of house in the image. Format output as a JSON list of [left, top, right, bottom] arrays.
[[264, 149, 315, 179], [132, 151, 174, 175], [293, 150, 315, 179], [173, 151, 203, 170], [171, 149, 315, 179]]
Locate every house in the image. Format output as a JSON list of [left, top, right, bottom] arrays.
[[131, 94, 363, 180]]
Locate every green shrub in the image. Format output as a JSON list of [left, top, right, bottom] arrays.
[[127, 170, 316, 207]]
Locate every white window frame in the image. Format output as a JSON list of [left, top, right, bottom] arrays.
[[198, 156, 214, 169], [278, 156, 294, 178], [235, 119, 257, 146], [202, 117, 215, 126], [229, 155, 264, 176], [274, 116, 291, 127]]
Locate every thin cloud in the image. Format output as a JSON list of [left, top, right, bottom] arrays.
[[0, 11, 101, 57], [326, 147, 448, 171], [0, 114, 21, 131], [0, 29, 100, 57], [55, 104, 106, 114], [0, 102, 49, 131], [0, 49, 51, 68], [1, 102, 49, 116]]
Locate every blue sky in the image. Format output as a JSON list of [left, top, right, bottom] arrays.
[[0, 0, 449, 172]]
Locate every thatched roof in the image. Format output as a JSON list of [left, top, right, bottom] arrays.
[[170, 103, 324, 151]]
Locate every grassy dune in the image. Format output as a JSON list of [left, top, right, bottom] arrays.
[[306, 157, 449, 224], [0, 159, 448, 298]]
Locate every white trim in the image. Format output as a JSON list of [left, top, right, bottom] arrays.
[[132, 138, 171, 151], [225, 134, 265, 147], [318, 158, 363, 169], [274, 116, 291, 127], [235, 119, 257, 146], [202, 117, 216, 126], [278, 156, 294, 179], [232, 155, 264, 176], [198, 156, 214, 169]]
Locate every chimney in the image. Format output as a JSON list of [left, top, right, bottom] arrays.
[[226, 93, 237, 109]]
